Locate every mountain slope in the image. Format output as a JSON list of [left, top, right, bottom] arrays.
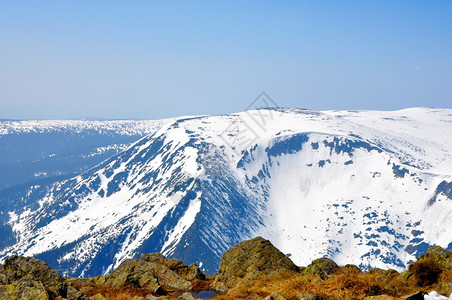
[[0, 108, 451, 276]]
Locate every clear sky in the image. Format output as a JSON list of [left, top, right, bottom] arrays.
[[1, 1, 451, 120]]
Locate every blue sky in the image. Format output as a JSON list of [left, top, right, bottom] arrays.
[[1, 1, 451, 119]]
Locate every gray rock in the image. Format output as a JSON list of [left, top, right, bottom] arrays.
[[66, 285, 87, 300], [211, 237, 298, 292], [0, 274, 49, 299], [303, 258, 339, 279], [1, 255, 67, 298]]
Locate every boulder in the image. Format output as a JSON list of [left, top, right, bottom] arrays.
[[66, 285, 87, 300], [303, 258, 339, 279], [140, 253, 205, 281], [423, 246, 452, 269], [210, 237, 298, 293], [105, 258, 191, 291], [1, 255, 68, 298], [0, 274, 49, 299], [179, 292, 198, 300], [343, 264, 362, 272]]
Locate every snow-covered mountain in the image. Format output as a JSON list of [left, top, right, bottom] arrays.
[[0, 108, 451, 276]]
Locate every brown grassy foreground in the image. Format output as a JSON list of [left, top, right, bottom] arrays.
[[65, 244, 452, 300], [77, 265, 452, 300], [216, 267, 452, 300]]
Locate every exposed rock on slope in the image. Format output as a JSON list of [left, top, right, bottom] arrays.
[[0, 255, 84, 299], [210, 236, 298, 292], [0, 239, 451, 299], [303, 257, 340, 279], [0, 252, 207, 300]]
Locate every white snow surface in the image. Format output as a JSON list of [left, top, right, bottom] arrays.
[[1, 107, 452, 275], [0, 119, 173, 135], [424, 291, 451, 300]]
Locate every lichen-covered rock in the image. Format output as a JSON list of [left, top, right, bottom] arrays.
[[210, 237, 298, 293], [174, 264, 206, 281], [1, 255, 67, 297], [296, 294, 323, 300], [407, 246, 452, 287], [66, 285, 87, 300], [436, 282, 452, 296], [420, 246, 452, 269], [344, 264, 362, 272], [105, 258, 191, 291], [0, 274, 49, 299], [140, 253, 205, 281], [179, 292, 198, 300], [0, 272, 10, 285], [303, 258, 339, 279]]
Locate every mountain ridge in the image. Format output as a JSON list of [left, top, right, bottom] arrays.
[[0, 107, 451, 277]]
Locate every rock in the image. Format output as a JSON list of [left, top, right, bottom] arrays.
[[1, 255, 67, 297], [105, 258, 191, 291], [141, 253, 178, 267], [424, 246, 452, 269], [405, 291, 427, 300], [343, 264, 362, 272], [141, 253, 205, 281], [407, 246, 452, 286], [296, 294, 323, 300], [210, 237, 298, 292], [66, 285, 87, 300], [437, 282, 452, 295], [0, 272, 10, 285], [369, 268, 399, 277], [179, 292, 198, 299], [174, 264, 206, 281], [303, 258, 339, 279], [0, 274, 49, 299]]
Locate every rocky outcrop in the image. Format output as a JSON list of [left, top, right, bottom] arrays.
[[407, 246, 452, 287], [303, 258, 339, 279], [140, 253, 206, 281], [0, 252, 207, 300], [66, 253, 207, 299], [210, 236, 299, 292], [0, 275, 49, 299], [0, 255, 81, 299], [104, 258, 191, 291], [0, 241, 451, 299]]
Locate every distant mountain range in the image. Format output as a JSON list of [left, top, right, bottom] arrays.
[[0, 108, 451, 277]]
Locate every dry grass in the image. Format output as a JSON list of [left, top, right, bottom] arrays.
[[80, 285, 150, 300], [213, 265, 450, 300], [72, 266, 451, 300], [69, 253, 452, 300], [408, 256, 443, 286]]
